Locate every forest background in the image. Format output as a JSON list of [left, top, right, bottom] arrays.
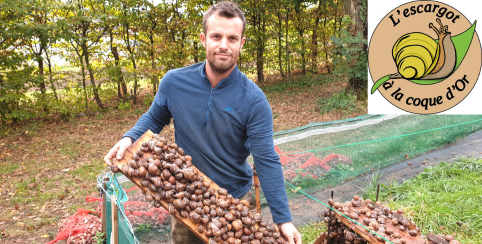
[[0, 0, 367, 125]]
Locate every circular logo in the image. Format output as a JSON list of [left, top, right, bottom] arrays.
[[369, 1, 482, 114]]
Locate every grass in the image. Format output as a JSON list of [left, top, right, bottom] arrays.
[[297, 157, 482, 243], [298, 221, 327, 243], [364, 157, 482, 243], [317, 89, 358, 114]]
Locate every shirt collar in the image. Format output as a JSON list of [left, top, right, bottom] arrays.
[[200, 61, 239, 89]]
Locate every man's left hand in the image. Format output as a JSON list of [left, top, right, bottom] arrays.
[[278, 222, 302, 244]]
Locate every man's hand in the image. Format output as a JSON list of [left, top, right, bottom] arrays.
[[278, 222, 302, 244], [104, 137, 133, 166]]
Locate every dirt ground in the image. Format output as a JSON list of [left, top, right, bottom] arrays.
[[0, 76, 366, 243]]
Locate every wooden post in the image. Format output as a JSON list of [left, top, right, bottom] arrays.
[[101, 179, 108, 235], [111, 195, 119, 244], [253, 165, 261, 214]]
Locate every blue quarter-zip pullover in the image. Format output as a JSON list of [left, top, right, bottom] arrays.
[[123, 61, 291, 223]]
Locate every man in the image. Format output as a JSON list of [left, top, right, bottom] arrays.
[[104, 2, 302, 244]]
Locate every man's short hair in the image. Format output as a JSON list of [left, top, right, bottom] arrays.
[[203, 1, 246, 37]]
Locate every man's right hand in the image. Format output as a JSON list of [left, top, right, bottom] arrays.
[[104, 137, 133, 167]]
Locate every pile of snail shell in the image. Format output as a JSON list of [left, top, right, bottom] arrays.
[[323, 196, 461, 244], [322, 212, 368, 244], [64, 216, 101, 244], [111, 134, 288, 244], [429, 234, 461, 244]]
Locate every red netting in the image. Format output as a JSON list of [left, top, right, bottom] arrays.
[[46, 208, 101, 244]]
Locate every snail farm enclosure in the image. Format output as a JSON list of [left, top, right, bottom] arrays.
[[98, 115, 482, 244]]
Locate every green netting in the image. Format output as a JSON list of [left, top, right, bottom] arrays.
[[252, 114, 482, 201], [99, 114, 482, 243], [99, 173, 139, 244], [99, 171, 173, 244]]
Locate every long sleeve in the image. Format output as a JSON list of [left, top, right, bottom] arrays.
[[123, 72, 173, 141], [247, 92, 292, 224]]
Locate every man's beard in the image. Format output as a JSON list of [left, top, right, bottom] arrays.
[[207, 52, 237, 74]]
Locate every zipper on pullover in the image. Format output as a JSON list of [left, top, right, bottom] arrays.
[[206, 88, 215, 126]]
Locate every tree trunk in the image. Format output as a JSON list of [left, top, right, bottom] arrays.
[[285, 9, 291, 82], [348, 0, 367, 89], [150, 45, 158, 95], [277, 11, 284, 78], [45, 53, 58, 100], [131, 58, 138, 104], [79, 54, 88, 109], [83, 44, 104, 109], [299, 30, 306, 75], [311, 0, 321, 74], [350, 0, 363, 36], [111, 46, 127, 97], [193, 40, 199, 63], [37, 57, 46, 94], [322, 16, 331, 73]]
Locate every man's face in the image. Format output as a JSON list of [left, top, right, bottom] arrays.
[[201, 14, 245, 74]]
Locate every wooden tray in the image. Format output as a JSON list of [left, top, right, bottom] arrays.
[[333, 202, 428, 244], [112, 130, 219, 243]]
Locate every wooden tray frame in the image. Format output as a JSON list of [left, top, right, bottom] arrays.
[[112, 130, 221, 243]]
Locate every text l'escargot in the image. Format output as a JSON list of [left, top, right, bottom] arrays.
[[390, 3, 461, 27]]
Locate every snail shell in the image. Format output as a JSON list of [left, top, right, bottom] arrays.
[[391, 18, 456, 80]]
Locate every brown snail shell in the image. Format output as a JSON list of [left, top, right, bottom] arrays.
[[180, 210, 189, 218], [392, 218, 399, 225], [178, 147, 185, 156], [242, 216, 253, 226], [198, 225, 205, 233], [401, 218, 410, 227], [145, 193, 153, 202], [110, 165, 120, 173], [154, 201, 161, 208], [328, 199, 334, 206], [190, 212, 201, 223], [173, 199, 185, 210], [218, 188, 228, 195], [232, 219, 243, 231], [138, 167, 147, 177], [148, 164, 158, 175]]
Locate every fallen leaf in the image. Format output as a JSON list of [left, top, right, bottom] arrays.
[[28, 183, 38, 189]]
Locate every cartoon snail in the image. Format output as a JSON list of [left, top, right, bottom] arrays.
[[390, 18, 456, 80]]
